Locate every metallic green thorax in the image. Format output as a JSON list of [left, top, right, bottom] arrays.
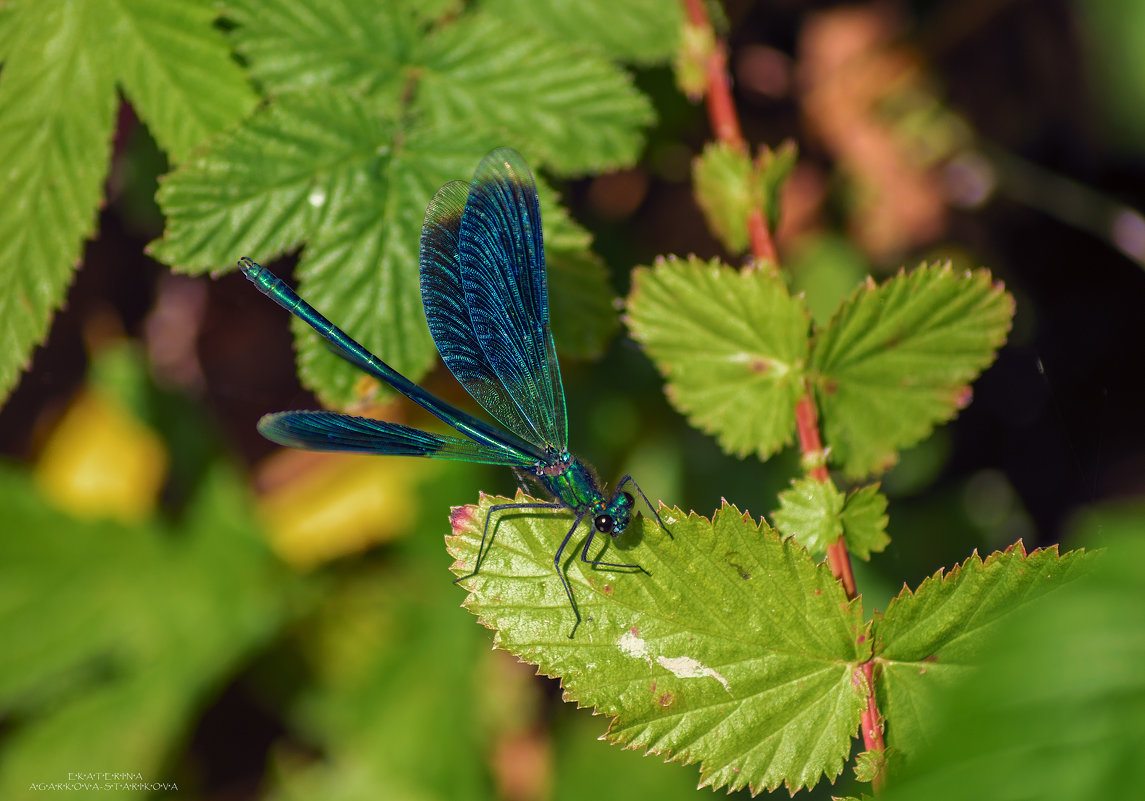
[[533, 451, 634, 535]]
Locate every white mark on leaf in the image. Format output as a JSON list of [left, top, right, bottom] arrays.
[[618, 629, 648, 660], [657, 655, 731, 692], [615, 629, 731, 693]]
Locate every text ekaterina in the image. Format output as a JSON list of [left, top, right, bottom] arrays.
[[241, 147, 666, 636]]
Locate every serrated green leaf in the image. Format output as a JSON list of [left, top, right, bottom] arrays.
[[841, 484, 889, 560], [152, 85, 617, 404], [772, 477, 845, 556], [0, 0, 117, 404], [484, 0, 683, 64], [773, 480, 888, 560], [872, 542, 1095, 759], [626, 256, 810, 461], [151, 89, 393, 273], [224, 0, 418, 99], [290, 129, 505, 405], [0, 0, 261, 404], [447, 497, 869, 794], [880, 510, 1144, 801], [0, 462, 287, 799], [693, 142, 757, 254], [419, 12, 654, 174], [852, 748, 885, 783], [148, 88, 492, 405], [112, 0, 257, 163], [811, 263, 1014, 478]]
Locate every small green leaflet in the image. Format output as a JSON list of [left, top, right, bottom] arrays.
[[772, 477, 845, 555], [839, 484, 890, 560], [773, 480, 889, 559], [626, 256, 810, 461], [692, 141, 797, 255], [871, 542, 1094, 760], [627, 259, 1011, 478], [447, 497, 869, 794], [811, 263, 1014, 478], [692, 142, 757, 254]]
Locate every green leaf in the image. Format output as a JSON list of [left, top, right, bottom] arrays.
[[772, 480, 889, 560], [0, 462, 288, 799], [223, 0, 419, 98], [692, 141, 798, 255], [626, 256, 811, 461], [810, 263, 1014, 478], [0, 0, 260, 404], [872, 542, 1095, 760], [692, 142, 756, 254], [841, 483, 889, 560], [151, 89, 500, 405], [772, 477, 845, 556], [757, 139, 798, 235], [0, 0, 117, 404], [151, 82, 620, 404], [150, 89, 393, 273], [289, 128, 500, 405], [153, 1, 651, 405], [879, 508, 1142, 801], [419, 12, 654, 174], [484, 0, 683, 64], [112, 0, 257, 163], [448, 497, 869, 794]]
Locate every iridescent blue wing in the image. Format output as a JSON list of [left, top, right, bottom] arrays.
[[241, 258, 545, 465], [258, 411, 535, 466], [420, 180, 539, 445], [456, 147, 567, 450]]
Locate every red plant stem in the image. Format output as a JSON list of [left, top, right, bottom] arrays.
[[683, 0, 777, 265], [684, 0, 885, 787], [859, 661, 887, 792], [794, 395, 857, 593]]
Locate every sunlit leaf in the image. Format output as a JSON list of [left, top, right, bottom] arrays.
[[419, 12, 653, 174], [811, 263, 1013, 478], [0, 0, 255, 403], [448, 497, 868, 794], [771, 477, 845, 556], [626, 256, 810, 461], [873, 542, 1094, 760], [841, 484, 890, 560], [692, 142, 756, 254], [879, 507, 1135, 800]]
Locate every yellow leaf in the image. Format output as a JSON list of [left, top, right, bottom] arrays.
[[34, 390, 168, 523], [257, 451, 423, 569]]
